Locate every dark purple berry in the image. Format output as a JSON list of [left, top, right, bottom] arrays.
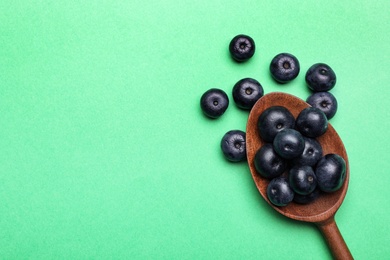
[[292, 137, 323, 167], [315, 154, 346, 193], [289, 165, 317, 195], [232, 78, 264, 110], [257, 106, 295, 143], [305, 63, 337, 92], [220, 130, 246, 162], [200, 88, 229, 119], [270, 53, 300, 83], [306, 92, 338, 119], [254, 143, 287, 179], [273, 129, 305, 160], [267, 177, 294, 206], [296, 107, 328, 138], [229, 34, 255, 62]]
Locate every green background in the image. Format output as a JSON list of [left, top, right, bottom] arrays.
[[1, 1, 389, 259]]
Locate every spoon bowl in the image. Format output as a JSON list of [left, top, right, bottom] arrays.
[[246, 92, 352, 259]]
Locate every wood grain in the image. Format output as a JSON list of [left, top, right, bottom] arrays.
[[246, 92, 352, 259]]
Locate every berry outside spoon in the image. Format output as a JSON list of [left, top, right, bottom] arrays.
[[246, 92, 353, 260]]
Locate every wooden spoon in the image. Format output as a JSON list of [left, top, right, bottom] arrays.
[[246, 92, 352, 260]]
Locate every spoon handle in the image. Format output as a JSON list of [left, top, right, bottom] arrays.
[[316, 216, 353, 260]]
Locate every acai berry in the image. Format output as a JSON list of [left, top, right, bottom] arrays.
[[296, 107, 328, 138], [315, 154, 346, 192], [200, 88, 229, 119], [289, 165, 317, 195], [292, 137, 323, 167], [232, 78, 264, 110], [254, 143, 288, 179], [270, 53, 300, 83], [267, 177, 295, 206], [220, 130, 246, 162], [305, 63, 337, 92], [229, 34, 255, 62], [306, 92, 338, 120], [273, 129, 305, 160], [257, 106, 295, 143]]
